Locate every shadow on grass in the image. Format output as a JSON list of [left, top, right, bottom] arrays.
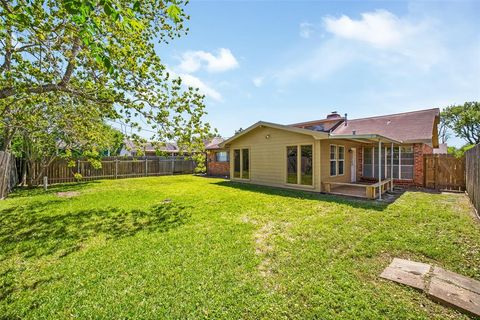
[[212, 180, 390, 211], [0, 199, 191, 302], [0, 200, 191, 260], [8, 181, 102, 199]]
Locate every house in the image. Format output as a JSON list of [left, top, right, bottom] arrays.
[[119, 139, 180, 157], [205, 137, 230, 177], [219, 108, 440, 199], [433, 143, 448, 154]]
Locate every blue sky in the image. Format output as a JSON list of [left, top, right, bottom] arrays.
[[153, 0, 480, 147]]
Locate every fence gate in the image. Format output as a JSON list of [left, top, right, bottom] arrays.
[[424, 154, 465, 190]]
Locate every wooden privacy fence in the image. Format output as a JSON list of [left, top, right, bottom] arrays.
[[465, 144, 479, 214], [424, 154, 465, 191], [30, 156, 196, 185], [0, 151, 18, 199]]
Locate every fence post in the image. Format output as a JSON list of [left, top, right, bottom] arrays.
[[171, 157, 174, 175], [115, 158, 118, 179], [145, 158, 148, 176], [43, 176, 48, 191]]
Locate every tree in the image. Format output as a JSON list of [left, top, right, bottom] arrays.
[[441, 102, 480, 145], [0, 0, 212, 173], [7, 95, 124, 185], [438, 116, 450, 144]]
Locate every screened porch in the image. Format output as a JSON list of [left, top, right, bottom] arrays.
[[323, 133, 403, 200]]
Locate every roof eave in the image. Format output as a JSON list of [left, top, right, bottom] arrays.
[[219, 121, 328, 148], [329, 133, 402, 144]]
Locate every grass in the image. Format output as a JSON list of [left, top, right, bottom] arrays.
[[0, 175, 479, 319]]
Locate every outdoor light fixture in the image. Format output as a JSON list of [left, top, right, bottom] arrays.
[[265, 134, 271, 139]]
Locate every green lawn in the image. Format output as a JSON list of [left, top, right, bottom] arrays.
[[0, 175, 479, 319]]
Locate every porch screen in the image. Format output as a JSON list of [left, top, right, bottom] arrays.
[[363, 147, 373, 177], [363, 146, 414, 180]]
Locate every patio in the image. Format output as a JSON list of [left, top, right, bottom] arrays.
[[323, 133, 401, 200], [323, 179, 393, 199]]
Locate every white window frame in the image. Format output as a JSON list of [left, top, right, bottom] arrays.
[[329, 144, 337, 177], [286, 144, 314, 186], [337, 145, 345, 176], [233, 148, 250, 180]]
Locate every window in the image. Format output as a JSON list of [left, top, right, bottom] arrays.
[[215, 151, 228, 162], [233, 148, 250, 179], [286, 145, 313, 185], [300, 145, 313, 185], [286, 146, 298, 184], [338, 146, 345, 175], [363, 145, 414, 180], [242, 149, 249, 179], [330, 145, 337, 176], [233, 149, 241, 178]]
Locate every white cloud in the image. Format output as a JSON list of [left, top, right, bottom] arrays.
[[252, 76, 264, 87], [299, 22, 314, 39], [271, 9, 451, 84], [323, 10, 418, 49], [179, 73, 223, 101], [178, 48, 239, 73]]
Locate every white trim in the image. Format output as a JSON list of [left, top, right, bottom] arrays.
[[220, 121, 328, 147], [350, 147, 357, 183], [329, 144, 337, 177], [338, 145, 345, 176], [285, 143, 314, 187], [232, 147, 250, 181]]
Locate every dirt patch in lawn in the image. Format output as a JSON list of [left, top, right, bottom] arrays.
[[255, 222, 275, 278], [56, 191, 80, 198]]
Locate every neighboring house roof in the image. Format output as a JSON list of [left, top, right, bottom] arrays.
[[205, 137, 226, 150], [331, 108, 440, 147], [122, 139, 179, 154], [220, 121, 329, 147], [433, 143, 448, 154]]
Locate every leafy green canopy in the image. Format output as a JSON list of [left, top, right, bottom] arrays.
[[441, 102, 480, 145], [0, 0, 211, 164]]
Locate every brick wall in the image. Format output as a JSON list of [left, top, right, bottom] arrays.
[[413, 143, 433, 186], [207, 150, 230, 177], [357, 147, 363, 180]]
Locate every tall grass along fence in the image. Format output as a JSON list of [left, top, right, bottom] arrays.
[[30, 156, 196, 186], [465, 144, 480, 215], [0, 151, 18, 199]]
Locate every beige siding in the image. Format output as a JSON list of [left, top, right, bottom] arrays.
[[320, 139, 364, 187], [228, 126, 322, 191]]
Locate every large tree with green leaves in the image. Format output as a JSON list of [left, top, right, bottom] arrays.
[[0, 0, 211, 173], [441, 102, 480, 145]]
